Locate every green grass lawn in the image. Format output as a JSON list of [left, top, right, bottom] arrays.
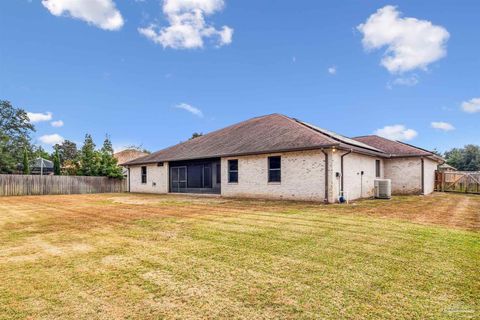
[[0, 193, 479, 319]]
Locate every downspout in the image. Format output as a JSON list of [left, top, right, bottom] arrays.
[[321, 149, 329, 203], [127, 167, 131, 193], [421, 158, 425, 195], [340, 150, 352, 195]]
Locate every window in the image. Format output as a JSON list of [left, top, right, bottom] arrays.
[[375, 160, 381, 178], [228, 160, 238, 183], [141, 166, 147, 184], [268, 156, 281, 183]]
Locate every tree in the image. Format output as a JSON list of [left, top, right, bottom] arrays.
[[78, 134, 98, 176], [54, 140, 78, 165], [53, 147, 61, 175], [62, 159, 79, 176], [22, 147, 30, 175], [99, 135, 123, 178], [189, 132, 203, 140], [32, 145, 51, 161], [431, 148, 443, 157], [123, 144, 150, 154], [445, 145, 480, 171], [0, 100, 35, 173]]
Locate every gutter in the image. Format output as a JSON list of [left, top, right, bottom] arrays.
[[321, 149, 329, 203]]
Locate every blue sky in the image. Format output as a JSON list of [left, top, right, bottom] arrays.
[[1, 0, 479, 153]]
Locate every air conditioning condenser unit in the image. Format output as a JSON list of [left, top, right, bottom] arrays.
[[374, 179, 391, 199]]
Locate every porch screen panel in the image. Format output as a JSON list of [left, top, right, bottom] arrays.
[[203, 165, 212, 188], [187, 165, 203, 188], [179, 167, 187, 189]]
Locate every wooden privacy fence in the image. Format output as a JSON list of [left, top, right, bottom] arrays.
[[0, 174, 127, 196], [435, 171, 480, 194]]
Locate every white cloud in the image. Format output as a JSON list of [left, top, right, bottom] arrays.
[[51, 120, 64, 127], [328, 66, 336, 75], [42, 0, 124, 31], [392, 75, 419, 86], [38, 134, 65, 145], [27, 112, 53, 123], [357, 5, 449, 73], [175, 103, 203, 117], [375, 124, 418, 141], [138, 0, 233, 49], [461, 98, 480, 113], [431, 121, 455, 131]]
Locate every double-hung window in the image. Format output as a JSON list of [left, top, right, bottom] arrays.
[[268, 156, 281, 183], [228, 160, 238, 183], [141, 166, 147, 184]]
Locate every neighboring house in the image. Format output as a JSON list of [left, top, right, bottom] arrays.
[[114, 149, 149, 176], [124, 114, 443, 203], [438, 163, 458, 172]]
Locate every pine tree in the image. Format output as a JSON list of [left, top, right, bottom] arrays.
[[22, 147, 30, 174], [79, 134, 98, 176], [53, 147, 61, 175], [100, 135, 123, 178]]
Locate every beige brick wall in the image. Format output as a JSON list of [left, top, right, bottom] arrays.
[[126, 152, 437, 200], [384, 157, 439, 195], [423, 158, 438, 194], [331, 152, 383, 200], [384, 158, 422, 194], [221, 150, 327, 201], [129, 163, 169, 194]]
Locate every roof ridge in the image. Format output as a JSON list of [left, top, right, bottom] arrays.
[[353, 134, 378, 139]]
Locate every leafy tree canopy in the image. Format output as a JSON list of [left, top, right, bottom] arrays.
[[189, 132, 203, 140], [123, 144, 151, 154], [444, 144, 480, 171], [32, 146, 51, 161], [0, 100, 35, 173], [54, 140, 78, 165]]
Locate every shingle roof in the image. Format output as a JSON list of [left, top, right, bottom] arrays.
[[353, 135, 433, 157], [125, 114, 438, 166], [296, 120, 383, 153], [114, 149, 149, 165], [125, 114, 343, 165]]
